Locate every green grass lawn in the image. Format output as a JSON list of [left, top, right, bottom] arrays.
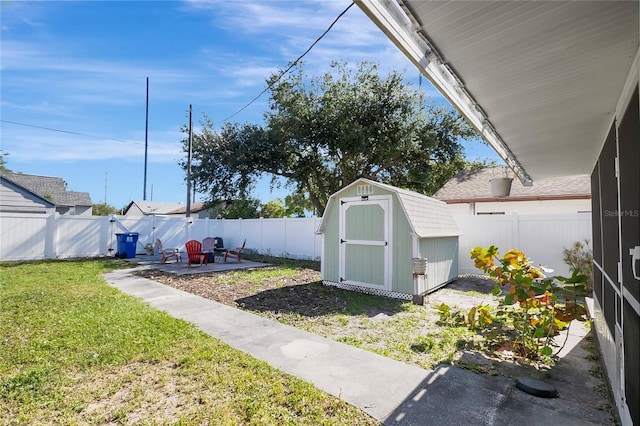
[[0, 259, 378, 425]]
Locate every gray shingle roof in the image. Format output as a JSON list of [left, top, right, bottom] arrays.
[[0, 172, 92, 206], [318, 178, 460, 238], [168, 202, 208, 214], [363, 179, 460, 238], [432, 168, 591, 202]]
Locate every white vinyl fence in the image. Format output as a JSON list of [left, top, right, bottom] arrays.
[[0, 213, 323, 262], [453, 213, 592, 277], [0, 212, 591, 277]]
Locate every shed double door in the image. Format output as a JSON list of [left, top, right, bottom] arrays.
[[338, 196, 391, 290]]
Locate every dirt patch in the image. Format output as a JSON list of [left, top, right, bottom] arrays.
[[135, 268, 344, 314], [429, 276, 504, 309], [134, 269, 499, 315]]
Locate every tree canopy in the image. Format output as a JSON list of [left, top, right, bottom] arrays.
[[182, 61, 482, 216], [0, 151, 11, 172], [260, 199, 285, 218], [92, 203, 119, 216]]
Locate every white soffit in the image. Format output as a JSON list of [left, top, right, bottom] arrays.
[[356, 0, 639, 182]]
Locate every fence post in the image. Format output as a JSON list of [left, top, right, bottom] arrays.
[[259, 217, 264, 254], [185, 217, 193, 242], [283, 217, 287, 257], [314, 217, 321, 260]]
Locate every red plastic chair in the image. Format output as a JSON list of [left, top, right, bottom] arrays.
[[156, 239, 182, 263], [223, 239, 246, 263], [185, 240, 207, 266]]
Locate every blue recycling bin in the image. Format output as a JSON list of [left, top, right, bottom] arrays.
[[115, 232, 139, 259]]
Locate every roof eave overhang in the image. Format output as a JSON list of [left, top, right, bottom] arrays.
[[355, 0, 532, 186]]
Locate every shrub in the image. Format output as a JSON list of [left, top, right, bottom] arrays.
[[563, 240, 593, 292], [439, 246, 589, 364]]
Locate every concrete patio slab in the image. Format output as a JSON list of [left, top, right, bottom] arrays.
[[121, 254, 273, 275]]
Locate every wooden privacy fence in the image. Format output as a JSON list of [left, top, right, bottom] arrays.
[[0, 212, 591, 276]]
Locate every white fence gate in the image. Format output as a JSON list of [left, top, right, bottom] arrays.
[[0, 212, 591, 277]]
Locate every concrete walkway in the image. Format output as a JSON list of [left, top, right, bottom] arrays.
[[104, 268, 613, 425]]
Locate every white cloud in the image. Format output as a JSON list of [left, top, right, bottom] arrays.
[[0, 0, 448, 180]]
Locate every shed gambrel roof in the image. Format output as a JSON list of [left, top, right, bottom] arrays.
[[318, 178, 460, 238], [0, 172, 92, 207], [433, 168, 591, 203]]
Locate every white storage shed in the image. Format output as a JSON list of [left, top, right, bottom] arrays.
[[317, 178, 460, 300]]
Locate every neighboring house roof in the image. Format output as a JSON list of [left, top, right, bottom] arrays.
[[124, 200, 184, 215], [433, 168, 591, 203], [0, 172, 92, 207], [168, 202, 210, 215], [168, 200, 232, 215], [319, 178, 460, 238]]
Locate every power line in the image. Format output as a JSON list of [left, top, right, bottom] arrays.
[[0, 119, 145, 146], [0, 2, 356, 142], [218, 1, 355, 124]]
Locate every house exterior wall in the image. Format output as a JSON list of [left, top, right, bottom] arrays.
[[0, 180, 55, 214], [445, 199, 591, 215], [54, 205, 93, 216], [124, 205, 145, 216], [591, 82, 639, 426], [75, 205, 93, 216]]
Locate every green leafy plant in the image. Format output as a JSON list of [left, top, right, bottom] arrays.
[[563, 239, 593, 292], [452, 246, 590, 363], [438, 303, 493, 329]]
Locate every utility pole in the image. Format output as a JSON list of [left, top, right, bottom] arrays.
[[186, 104, 193, 218], [143, 77, 149, 200]]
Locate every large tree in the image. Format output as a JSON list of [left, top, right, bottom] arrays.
[[183, 61, 479, 215]]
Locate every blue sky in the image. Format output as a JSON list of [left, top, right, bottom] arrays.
[[1, 0, 500, 210]]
